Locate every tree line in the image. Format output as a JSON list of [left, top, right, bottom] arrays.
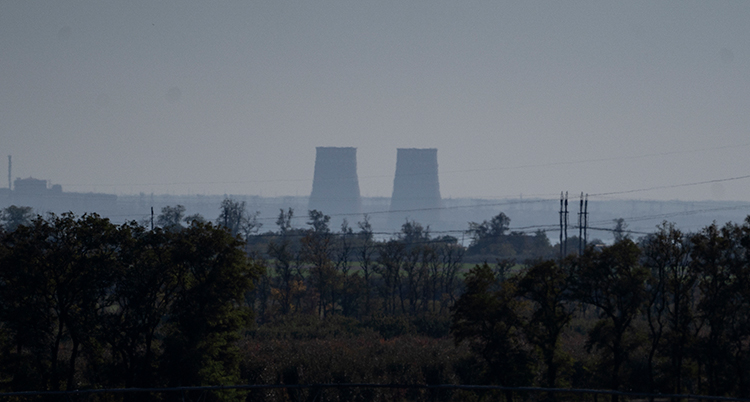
[[4, 200, 750, 401], [0, 211, 261, 399], [147, 200, 555, 326], [454, 219, 750, 400]]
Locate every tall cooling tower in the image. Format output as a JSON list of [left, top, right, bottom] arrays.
[[389, 148, 441, 225], [308, 147, 361, 218]]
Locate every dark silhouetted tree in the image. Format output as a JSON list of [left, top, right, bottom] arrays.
[[0, 213, 119, 391], [517, 259, 575, 391], [689, 220, 750, 397], [161, 221, 262, 401], [571, 240, 648, 401], [641, 222, 695, 396], [102, 223, 179, 389], [452, 263, 532, 400]]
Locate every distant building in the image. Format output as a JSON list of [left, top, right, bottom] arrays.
[[389, 148, 441, 227], [14, 177, 48, 195], [308, 147, 361, 220], [0, 177, 117, 215]]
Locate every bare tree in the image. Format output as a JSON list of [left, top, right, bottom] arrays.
[[217, 198, 246, 237], [217, 198, 262, 244], [613, 218, 629, 242], [335, 219, 358, 316], [276, 208, 294, 235], [303, 210, 335, 317], [375, 240, 405, 316], [358, 215, 377, 316], [438, 241, 464, 312]]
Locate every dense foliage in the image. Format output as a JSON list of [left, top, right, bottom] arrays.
[[5, 203, 750, 401], [452, 218, 750, 400], [0, 212, 262, 401]]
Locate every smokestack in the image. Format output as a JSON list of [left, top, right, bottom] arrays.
[[389, 148, 441, 225], [308, 147, 361, 218]]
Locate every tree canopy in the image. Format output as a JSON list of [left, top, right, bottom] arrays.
[[0, 213, 261, 396]]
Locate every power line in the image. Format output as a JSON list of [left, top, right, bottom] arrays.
[[250, 198, 554, 222], [56, 141, 750, 189], [11, 173, 750, 243], [590, 174, 750, 198], [586, 203, 750, 227]]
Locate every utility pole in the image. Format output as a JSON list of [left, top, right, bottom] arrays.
[[583, 194, 589, 248], [151, 207, 154, 231], [564, 191, 569, 257], [559, 192, 564, 262], [578, 192, 584, 256]]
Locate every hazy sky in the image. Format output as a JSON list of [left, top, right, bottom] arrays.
[[2, 1, 749, 201]]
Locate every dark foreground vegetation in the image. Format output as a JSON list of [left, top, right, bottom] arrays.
[[3, 202, 750, 401]]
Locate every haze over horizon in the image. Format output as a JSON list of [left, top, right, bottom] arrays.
[[2, 2, 750, 201]]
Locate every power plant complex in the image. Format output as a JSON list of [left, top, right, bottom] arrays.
[[3, 151, 747, 243], [308, 147, 441, 224], [3, 148, 445, 229]]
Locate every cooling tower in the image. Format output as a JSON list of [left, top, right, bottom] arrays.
[[389, 148, 441, 225], [308, 147, 361, 218]]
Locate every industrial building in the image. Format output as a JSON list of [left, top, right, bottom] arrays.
[[308, 147, 362, 220], [389, 148, 442, 226]]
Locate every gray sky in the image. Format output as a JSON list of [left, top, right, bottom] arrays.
[[2, 1, 749, 201]]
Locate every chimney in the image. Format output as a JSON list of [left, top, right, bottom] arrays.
[[308, 147, 361, 218]]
